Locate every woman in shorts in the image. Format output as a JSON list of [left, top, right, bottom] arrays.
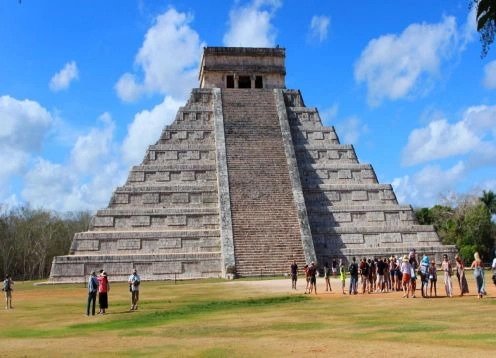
[[400, 255, 412, 298]]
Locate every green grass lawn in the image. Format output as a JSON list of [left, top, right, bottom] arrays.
[[0, 275, 494, 357]]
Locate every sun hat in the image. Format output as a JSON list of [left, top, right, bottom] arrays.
[[402, 255, 408, 262]]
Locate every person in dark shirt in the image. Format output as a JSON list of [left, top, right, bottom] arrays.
[[290, 260, 298, 290]]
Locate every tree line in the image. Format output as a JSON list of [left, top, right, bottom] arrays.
[[0, 205, 91, 281], [415, 190, 496, 263]]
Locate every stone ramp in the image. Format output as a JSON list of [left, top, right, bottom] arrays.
[[222, 89, 306, 276]]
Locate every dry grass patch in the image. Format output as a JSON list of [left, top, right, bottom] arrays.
[[0, 275, 494, 357]]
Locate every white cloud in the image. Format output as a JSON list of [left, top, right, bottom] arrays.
[[122, 96, 183, 164], [223, 0, 281, 47], [335, 116, 368, 144], [115, 8, 204, 102], [402, 105, 496, 166], [392, 162, 465, 207], [482, 60, 496, 89], [308, 15, 330, 43], [70, 112, 116, 174], [354, 16, 458, 107], [0, 95, 54, 188], [49, 61, 79, 91], [22, 113, 127, 212]]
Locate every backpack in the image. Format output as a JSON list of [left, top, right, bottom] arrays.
[[3, 279, 11, 291], [349, 263, 358, 276], [361, 263, 369, 276]]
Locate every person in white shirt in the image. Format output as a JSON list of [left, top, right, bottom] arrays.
[[128, 269, 141, 310]]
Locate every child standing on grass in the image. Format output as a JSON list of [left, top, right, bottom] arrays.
[[339, 259, 346, 294], [428, 260, 437, 297]]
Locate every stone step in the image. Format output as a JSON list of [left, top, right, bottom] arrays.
[[49, 252, 222, 283]]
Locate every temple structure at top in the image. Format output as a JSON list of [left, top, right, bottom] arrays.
[[49, 47, 456, 283]]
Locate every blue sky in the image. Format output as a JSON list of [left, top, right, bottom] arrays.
[[0, 0, 495, 212]]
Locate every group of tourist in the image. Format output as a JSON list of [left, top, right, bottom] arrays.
[[292, 250, 496, 299], [86, 268, 141, 316]]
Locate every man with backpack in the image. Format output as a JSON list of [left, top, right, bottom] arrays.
[[3, 274, 13, 310], [349, 257, 358, 295]]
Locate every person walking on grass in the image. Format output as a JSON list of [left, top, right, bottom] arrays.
[[128, 268, 141, 310], [339, 259, 346, 294], [303, 264, 310, 294], [308, 262, 317, 295], [348, 257, 358, 295], [290, 260, 298, 290], [441, 254, 453, 297], [455, 255, 469, 296], [470, 252, 484, 299], [3, 274, 13, 310], [324, 262, 332, 292], [86, 271, 98, 316]]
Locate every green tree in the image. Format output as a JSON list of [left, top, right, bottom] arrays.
[[479, 189, 496, 214], [473, 0, 496, 57]]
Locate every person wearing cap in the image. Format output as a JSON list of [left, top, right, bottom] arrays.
[[97, 271, 110, 314], [128, 269, 141, 310], [86, 271, 99, 316]]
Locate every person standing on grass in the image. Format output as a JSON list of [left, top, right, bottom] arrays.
[[470, 252, 484, 299], [308, 261, 317, 295], [290, 260, 298, 290], [303, 264, 310, 294], [86, 271, 98, 316], [428, 260, 437, 297], [400, 255, 412, 298], [323, 262, 332, 292], [332, 258, 338, 277], [128, 268, 141, 310], [3, 274, 13, 310], [348, 257, 358, 295], [420, 255, 430, 298], [441, 254, 453, 297], [492, 252, 496, 287], [97, 271, 110, 314], [455, 255, 469, 296], [339, 259, 346, 294]]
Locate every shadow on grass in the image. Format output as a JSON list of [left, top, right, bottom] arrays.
[[4, 295, 309, 338]]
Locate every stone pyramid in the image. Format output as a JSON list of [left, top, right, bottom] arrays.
[[49, 47, 456, 282]]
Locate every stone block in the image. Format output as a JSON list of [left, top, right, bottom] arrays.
[[167, 215, 187, 226], [351, 191, 368, 201], [172, 193, 189, 203], [341, 234, 364, 244], [131, 216, 151, 227], [128, 171, 145, 182], [367, 211, 385, 222], [181, 171, 196, 181], [76, 240, 100, 251], [92, 216, 114, 227], [159, 238, 182, 249], [118, 239, 141, 250], [338, 170, 352, 179], [381, 233, 402, 243], [143, 193, 160, 204], [113, 194, 129, 204]]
